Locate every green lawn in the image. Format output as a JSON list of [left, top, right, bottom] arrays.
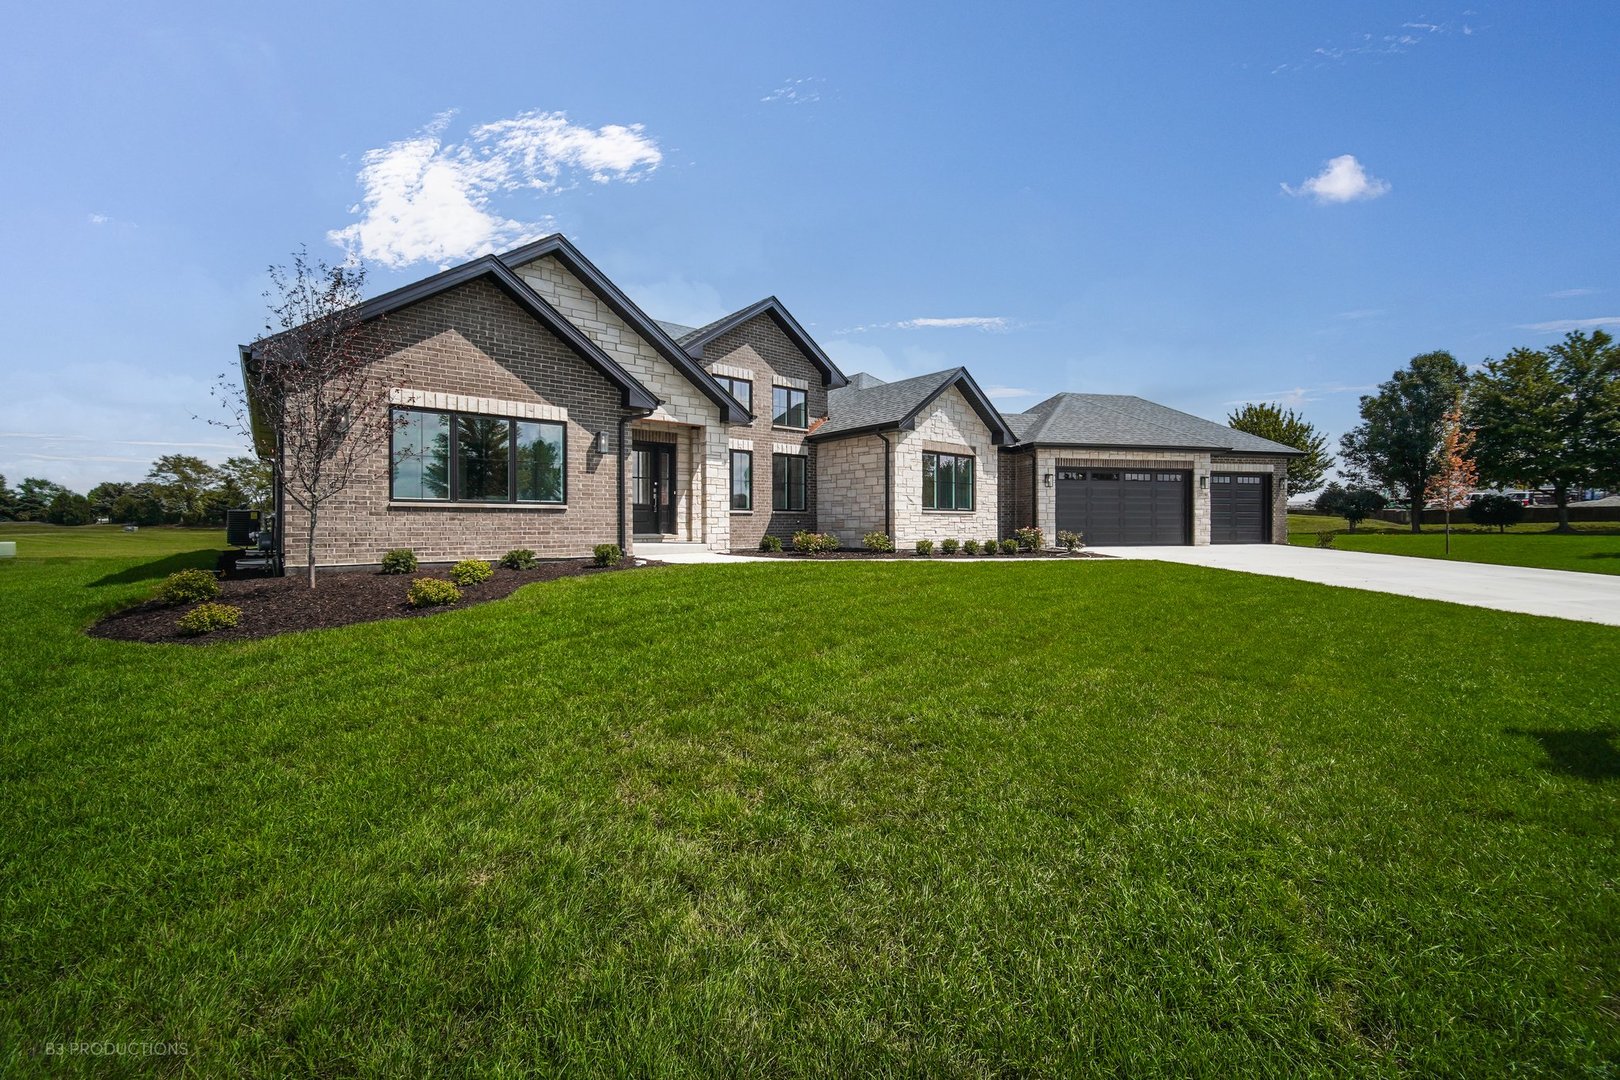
[[1285, 514, 1620, 575], [0, 522, 228, 559], [2, 536, 1617, 1075]]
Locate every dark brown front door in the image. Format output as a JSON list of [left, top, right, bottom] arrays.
[[632, 442, 677, 534]]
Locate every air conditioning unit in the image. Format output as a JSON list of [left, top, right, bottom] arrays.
[[226, 508, 263, 547]]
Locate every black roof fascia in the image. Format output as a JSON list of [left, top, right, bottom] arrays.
[[498, 235, 752, 423], [898, 368, 1017, 445], [1015, 440, 1303, 456], [344, 255, 659, 411], [681, 297, 849, 389]]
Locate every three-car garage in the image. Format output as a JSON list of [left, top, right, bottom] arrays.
[[1053, 468, 1272, 545]]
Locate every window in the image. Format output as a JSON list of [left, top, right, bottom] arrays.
[[1156, 473, 1183, 482], [1237, 475, 1262, 485], [1124, 472, 1153, 481], [730, 450, 752, 511], [773, 453, 807, 511], [714, 375, 752, 413], [391, 408, 451, 500], [922, 452, 974, 510], [772, 385, 807, 429], [390, 406, 565, 504]]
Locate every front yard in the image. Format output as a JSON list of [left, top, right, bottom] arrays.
[[1287, 513, 1620, 575], [1, 532, 1616, 1075]]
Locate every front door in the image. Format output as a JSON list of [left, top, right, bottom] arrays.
[[631, 441, 677, 534]]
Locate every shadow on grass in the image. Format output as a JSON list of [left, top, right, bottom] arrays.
[[88, 551, 221, 588], [1581, 552, 1620, 560], [1505, 728, 1620, 781]]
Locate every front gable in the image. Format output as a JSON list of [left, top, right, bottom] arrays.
[[696, 311, 831, 396]]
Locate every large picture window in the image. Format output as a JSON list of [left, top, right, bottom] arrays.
[[773, 453, 807, 511], [922, 452, 974, 511], [772, 386, 807, 429], [715, 375, 752, 413], [390, 407, 566, 504], [730, 450, 752, 511]]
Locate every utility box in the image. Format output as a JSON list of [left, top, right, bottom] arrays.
[[226, 509, 263, 547]]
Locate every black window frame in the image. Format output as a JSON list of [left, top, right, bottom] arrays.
[[730, 449, 753, 512], [922, 451, 975, 511], [714, 375, 752, 414], [772, 385, 808, 429], [773, 453, 807, 512], [389, 405, 567, 505]]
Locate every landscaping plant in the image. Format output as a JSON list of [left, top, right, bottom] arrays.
[[999, 538, 1019, 555], [1316, 531, 1337, 548], [406, 578, 461, 607], [450, 559, 494, 586], [175, 602, 242, 636], [962, 539, 981, 555], [1424, 404, 1479, 554], [498, 549, 538, 570], [1466, 494, 1525, 533], [380, 548, 418, 575], [157, 568, 221, 606], [758, 535, 783, 553], [982, 537, 999, 555], [863, 532, 895, 553], [1014, 526, 1044, 551], [1057, 530, 1084, 551], [915, 539, 934, 556], [940, 538, 959, 555], [592, 544, 623, 567]]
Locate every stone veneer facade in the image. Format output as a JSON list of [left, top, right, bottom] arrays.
[[814, 384, 1000, 547], [694, 313, 828, 551], [512, 254, 732, 549], [277, 278, 633, 569]]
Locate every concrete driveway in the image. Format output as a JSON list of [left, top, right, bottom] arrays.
[[1088, 544, 1620, 627]]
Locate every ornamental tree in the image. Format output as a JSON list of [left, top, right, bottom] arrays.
[[1423, 404, 1479, 555]]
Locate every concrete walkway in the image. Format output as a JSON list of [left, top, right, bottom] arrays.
[[1088, 544, 1620, 627]]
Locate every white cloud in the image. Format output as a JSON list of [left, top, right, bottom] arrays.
[[983, 386, 1034, 399], [1334, 308, 1383, 320], [1272, 16, 1476, 73], [841, 315, 1012, 333], [88, 213, 110, 225], [1518, 316, 1620, 332], [1547, 287, 1598, 298], [1227, 384, 1377, 408], [328, 110, 663, 269], [762, 77, 824, 105], [1282, 155, 1390, 204]]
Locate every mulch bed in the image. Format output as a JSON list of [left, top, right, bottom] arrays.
[[89, 555, 663, 645], [739, 549, 1111, 560]]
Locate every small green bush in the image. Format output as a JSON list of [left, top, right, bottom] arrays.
[[962, 539, 981, 555], [793, 531, 840, 554], [157, 568, 220, 606], [176, 602, 240, 636], [593, 544, 623, 567], [1000, 538, 1019, 555], [407, 578, 461, 608], [758, 535, 783, 552], [380, 548, 418, 575], [449, 559, 494, 586], [498, 548, 538, 570], [1467, 494, 1526, 533], [1014, 526, 1045, 551], [915, 538, 934, 556], [940, 538, 959, 555], [816, 533, 841, 553], [1316, 531, 1337, 549], [1057, 530, 1083, 551], [863, 532, 895, 553], [982, 537, 1000, 555]]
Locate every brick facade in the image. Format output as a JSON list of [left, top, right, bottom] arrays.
[[279, 278, 634, 569], [695, 313, 828, 550]]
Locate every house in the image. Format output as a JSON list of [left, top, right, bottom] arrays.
[[241, 236, 1299, 571]]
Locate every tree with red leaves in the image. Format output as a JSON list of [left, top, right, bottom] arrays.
[[1424, 403, 1479, 555]]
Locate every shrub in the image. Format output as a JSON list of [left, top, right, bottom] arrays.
[[940, 537, 959, 555], [1014, 525, 1045, 551], [1467, 494, 1525, 533], [157, 568, 220, 606], [498, 548, 538, 570], [915, 538, 934, 556], [982, 537, 1000, 555], [593, 544, 623, 567], [1316, 531, 1337, 548], [1057, 530, 1084, 551], [793, 531, 839, 554], [1000, 538, 1019, 555], [863, 531, 895, 553], [407, 578, 461, 608], [449, 559, 494, 586], [962, 539, 981, 555], [758, 535, 783, 552], [176, 602, 241, 636], [1316, 482, 1389, 532], [380, 548, 418, 575]]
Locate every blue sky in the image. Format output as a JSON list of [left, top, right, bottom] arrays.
[[3, 1, 1617, 491]]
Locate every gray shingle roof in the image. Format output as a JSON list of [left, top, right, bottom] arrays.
[[819, 369, 963, 438], [1005, 394, 1301, 454], [653, 319, 697, 341]]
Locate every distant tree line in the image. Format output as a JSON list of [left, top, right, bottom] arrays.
[[0, 454, 270, 527]]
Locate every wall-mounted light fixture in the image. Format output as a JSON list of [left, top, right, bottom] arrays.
[[1199, 475, 1208, 490], [1043, 472, 1053, 488], [595, 431, 610, 453]]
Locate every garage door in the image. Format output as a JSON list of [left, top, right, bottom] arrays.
[[1210, 473, 1269, 543], [1055, 469, 1189, 545]]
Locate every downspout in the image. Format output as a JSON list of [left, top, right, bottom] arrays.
[[877, 432, 893, 538], [273, 431, 287, 576]]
